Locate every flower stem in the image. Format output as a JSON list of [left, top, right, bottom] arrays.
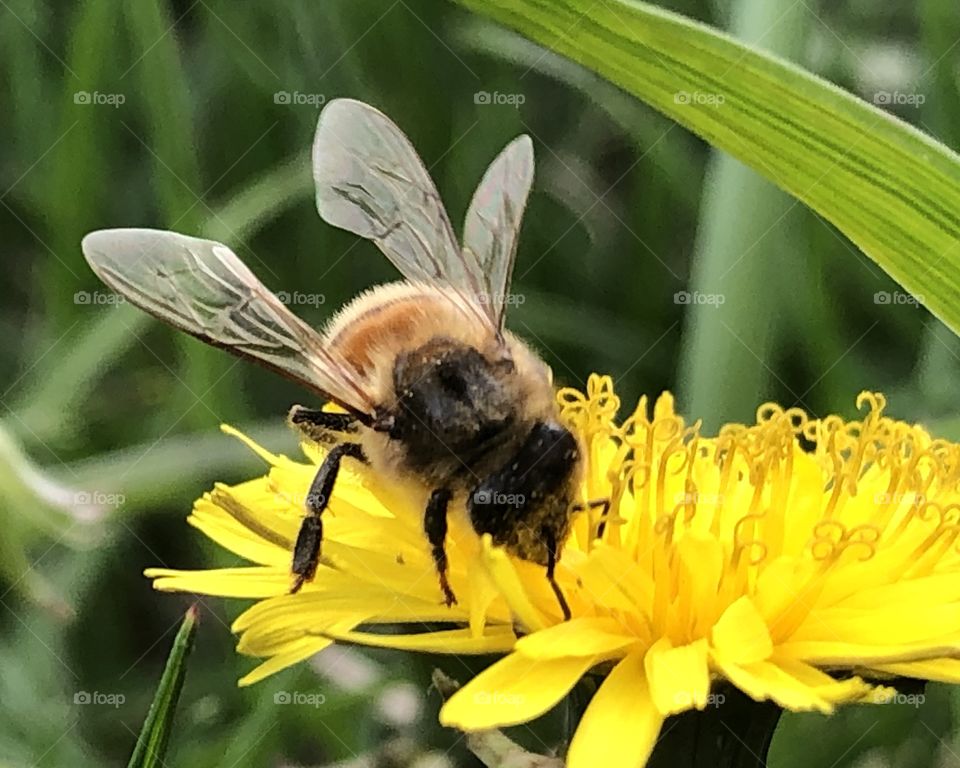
[[647, 684, 782, 768]]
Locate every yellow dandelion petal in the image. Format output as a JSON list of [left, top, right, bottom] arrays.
[[644, 637, 710, 715], [324, 626, 516, 654], [513, 617, 639, 658], [873, 658, 960, 683], [466, 559, 500, 637], [188, 487, 291, 568], [478, 534, 549, 631], [144, 566, 287, 598], [566, 650, 663, 768], [439, 652, 601, 730], [711, 596, 774, 666], [777, 638, 960, 666], [238, 637, 335, 687], [711, 658, 835, 714]]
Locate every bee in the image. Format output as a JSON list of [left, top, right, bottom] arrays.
[[82, 98, 587, 619]]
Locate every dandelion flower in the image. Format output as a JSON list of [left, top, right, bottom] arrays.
[[147, 375, 960, 767]]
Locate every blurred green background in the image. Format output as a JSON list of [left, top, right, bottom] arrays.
[[2, 0, 960, 765]]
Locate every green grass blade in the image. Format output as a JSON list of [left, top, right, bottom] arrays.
[[123, 0, 236, 426], [677, 0, 812, 428], [201, 150, 312, 244], [456, 0, 960, 335], [122, 0, 202, 231], [127, 605, 199, 768]]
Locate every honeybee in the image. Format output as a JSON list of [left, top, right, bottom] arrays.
[[82, 98, 586, 619]]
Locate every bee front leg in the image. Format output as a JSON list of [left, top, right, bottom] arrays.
[[290, 442, 366, 593], [288, 405, 359, 444], [424, 488, 457, 607], [543, 526, 572, 621]]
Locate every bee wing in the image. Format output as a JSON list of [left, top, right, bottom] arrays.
[[462, 135, 534, 331], [312, 98, 493, 332], [80, 228, 376, 418]]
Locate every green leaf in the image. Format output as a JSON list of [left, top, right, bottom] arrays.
[[676, 0, 812, 428], [127, 605, 199, 768], [455, 0, 960, 335], [122, 0, 203, 231]]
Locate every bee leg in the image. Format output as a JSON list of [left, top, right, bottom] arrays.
[[424, 488, 457, 607], [543, 526, 572, 621], [572, 497, 611, 537], [288, 406, 359, 444], [290, 442, 366, 593]]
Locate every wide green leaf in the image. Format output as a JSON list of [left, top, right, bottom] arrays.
[[455, 0, 960, 334]]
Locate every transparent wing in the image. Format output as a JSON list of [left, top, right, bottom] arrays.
[[462, 135, 534, 331], [80, 228, 376, 417], [312, 98, 493, 332]]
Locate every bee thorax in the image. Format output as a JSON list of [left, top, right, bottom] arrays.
[[384, 336, 527, 485]]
